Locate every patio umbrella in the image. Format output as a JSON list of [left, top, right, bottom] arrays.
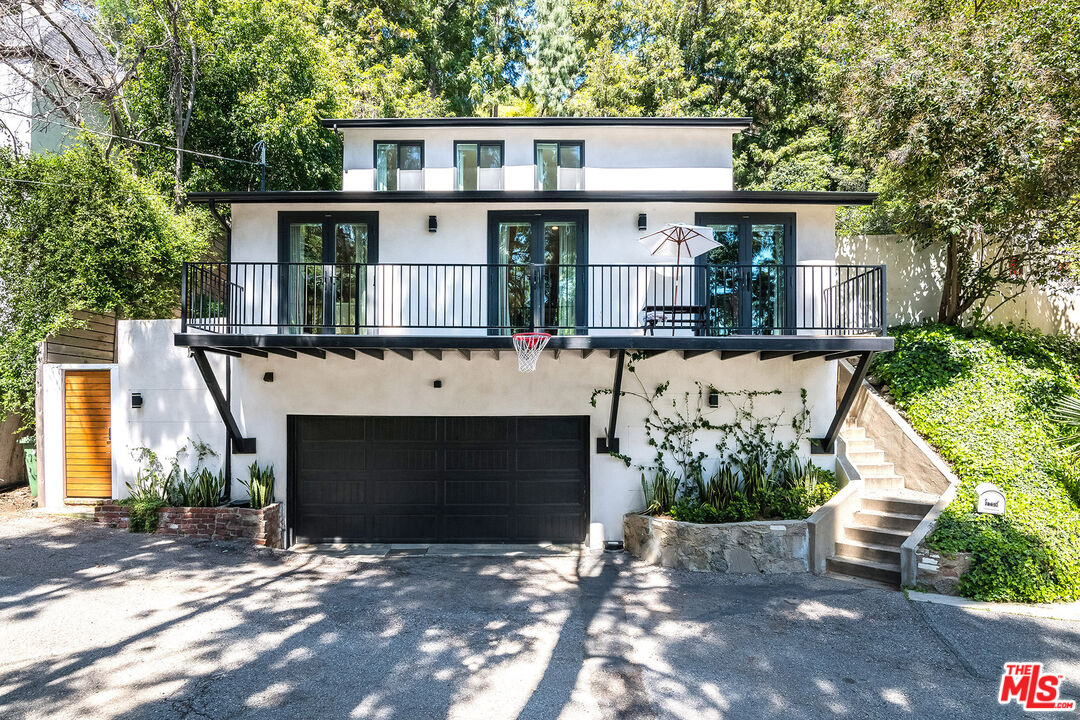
[[638, 224, 720, 327]]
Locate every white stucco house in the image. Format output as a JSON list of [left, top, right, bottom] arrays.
[[38, 117, 892, 550]]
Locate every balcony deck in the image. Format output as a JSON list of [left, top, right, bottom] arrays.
[[176, 261, 894, 360]]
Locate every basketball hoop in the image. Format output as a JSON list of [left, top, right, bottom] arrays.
[[512, 332, 551, 373]]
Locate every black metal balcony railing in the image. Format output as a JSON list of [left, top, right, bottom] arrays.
[[181, 262, 886, 337]]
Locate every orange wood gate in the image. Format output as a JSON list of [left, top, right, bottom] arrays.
[[64, 370, 112, 499]]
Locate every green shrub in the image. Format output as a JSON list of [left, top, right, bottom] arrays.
[[669, 497, 721, 523], [642, 470, 678, 515], [873, 323, 1080, 603], [128, 500, 163, 533], [242, 462, 275, 509], [718, 492, 755, 522], [169, 468, 226, 508]]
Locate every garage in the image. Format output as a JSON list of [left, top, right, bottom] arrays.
[[287, 415, 589, 544]]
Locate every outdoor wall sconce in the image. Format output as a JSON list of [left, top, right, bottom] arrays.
[[433, 379, 443, 388], [637, 213, 647, 231], [131, 392, 143, 409], [708, 389, 719, 408], [428, 215, 438, 232], [263, 372, 274, 383]]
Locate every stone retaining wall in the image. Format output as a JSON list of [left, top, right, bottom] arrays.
[[623, 513, 809, 573], [914, 544, 972, 595], [93, 502, 283, 548]]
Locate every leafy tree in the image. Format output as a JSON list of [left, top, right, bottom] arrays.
[[0, 141, 210, 423], [831, 0, 1080, 324], [527, 0, 578, 115]]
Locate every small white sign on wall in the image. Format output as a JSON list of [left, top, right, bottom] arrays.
[[975, 482, 1006, 515]]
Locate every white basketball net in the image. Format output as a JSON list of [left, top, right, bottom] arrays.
[[512, 333, 551, 373]]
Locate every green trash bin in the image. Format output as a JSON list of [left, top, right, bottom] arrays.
[[18, 437, 37, 497]]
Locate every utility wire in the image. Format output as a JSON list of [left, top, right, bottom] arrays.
[[2, 110, 262, 165]]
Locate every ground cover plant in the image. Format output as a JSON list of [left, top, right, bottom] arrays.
[[872, 323, 1080, 602], [122, 440, 224, 532]]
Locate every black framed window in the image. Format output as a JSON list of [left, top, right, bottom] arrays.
[[487, 210, 588, 335], [535, 141, 584, 190], [694, 212, 795, 335], [455, 141, 504, 190], [374, 141, 424, 191], [277, 212, 379, 334]]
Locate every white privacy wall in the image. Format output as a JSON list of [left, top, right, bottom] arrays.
[[338, 125, 737, 192], [39, 320, 228, 510]]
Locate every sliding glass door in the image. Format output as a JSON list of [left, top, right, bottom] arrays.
[[488, 211, 587, 334], [278, 212, 378, 334], [695, 213, 794, 335]]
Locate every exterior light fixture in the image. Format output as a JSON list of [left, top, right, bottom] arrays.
[[428, 215, 438, 232], [433, 379, 443, 388], [637, 213, 647, 231], [263, 372, 274, 383], [131, 392, 143, 409], [708, 389, 719, 408]]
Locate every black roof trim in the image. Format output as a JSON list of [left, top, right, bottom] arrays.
[[186, 190, 876, 206], [320, 116, 753, 129]]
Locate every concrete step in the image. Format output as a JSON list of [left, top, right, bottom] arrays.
[[843, 438, 876, 453], [826, 556, 901, 587], [834, 539, 901, 564], [855, 462, 896, 477], [840, 426, 866, 441], [848, 450, 886, 465], [843, 524, 909, 547], [865, 475, 905, 491], [862, 496, 935, 517], [852, 509, 923, 532]]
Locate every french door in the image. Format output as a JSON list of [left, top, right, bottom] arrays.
[[278, 212, 378, 334], [488, 211, 587, 335], [695, 213, 794, 335]]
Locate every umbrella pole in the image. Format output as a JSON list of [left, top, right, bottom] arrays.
[[672, 242, 681, 336]]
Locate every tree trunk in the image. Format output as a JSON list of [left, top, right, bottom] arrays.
[[938, 236, 961, 324]]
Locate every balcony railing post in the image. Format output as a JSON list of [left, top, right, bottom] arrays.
[[180, 262, 188, 333], [879, 264, 888, 336]]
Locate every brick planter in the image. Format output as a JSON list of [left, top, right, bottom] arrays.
[[93, 502, 283, 548]]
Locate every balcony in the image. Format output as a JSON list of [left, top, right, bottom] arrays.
[[177, 262, 892, 359]]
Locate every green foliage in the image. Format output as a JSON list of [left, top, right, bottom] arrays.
[[122, 440, 222, 532], [169, 468, 226, 508], [0, 143, 210, 425], [1051, 394, 1080, 458], [830, 0, 1080, 323], [670, 497, 721, 524], [128, 501, 165, 533], [641, 471, 678, 516], [242, 462, 275, 509], [873, 323, 1080, 602]]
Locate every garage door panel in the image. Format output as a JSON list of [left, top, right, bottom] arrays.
[[372, 479, 438, 505], [292, 415, 587, 543], [368, 447, 440, 472], [516, 447, 583, 472], [444, 479, 510, 505], [300, 443, 366, 470], [444, 448, 511, 472]]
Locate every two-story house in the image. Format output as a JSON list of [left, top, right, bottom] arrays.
[[37, 117, 891, 551]]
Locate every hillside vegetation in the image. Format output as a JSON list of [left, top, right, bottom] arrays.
[[871, 324, 1080, 603]]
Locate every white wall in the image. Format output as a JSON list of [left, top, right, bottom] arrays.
[[42, 320, 838, 543], [339, 126, 736, 192], [837, 234, 1080, 335], [0, 60, 32, 152], [40, 320, 228, 510]]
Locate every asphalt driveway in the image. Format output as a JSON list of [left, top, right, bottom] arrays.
[[0, 514, 1077, 719]]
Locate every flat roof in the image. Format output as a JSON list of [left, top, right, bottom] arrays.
[[186, 190, 876, 206], [320, 116, 753, 130]]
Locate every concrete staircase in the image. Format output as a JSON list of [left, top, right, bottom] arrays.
[[825, 422, 937, 587]]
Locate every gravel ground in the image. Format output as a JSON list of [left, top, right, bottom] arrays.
[[0, 513, 1077, 719]]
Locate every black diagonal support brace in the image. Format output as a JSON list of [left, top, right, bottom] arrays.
[[597, 349, 626, 454], [191, 348, 256, 454], [812, 351, 874, 454]]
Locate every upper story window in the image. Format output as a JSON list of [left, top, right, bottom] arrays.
[[455, 142, 504, 190], [375, 141, 424, 191], [535, 141, 584, 190]]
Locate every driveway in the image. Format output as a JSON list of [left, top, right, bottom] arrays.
[[0, 514, 1077, 719]]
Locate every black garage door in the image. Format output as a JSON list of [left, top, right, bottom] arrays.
[[288, 415, 589, 544]]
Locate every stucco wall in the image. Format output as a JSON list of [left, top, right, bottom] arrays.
[[338, 126, 737, 191], [42, 320, 838, 545], [837, 234, 1080, 336]]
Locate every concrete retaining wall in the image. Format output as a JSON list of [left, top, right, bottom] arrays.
[[623, 513, 809, 573], [92, 502, 282, 548]]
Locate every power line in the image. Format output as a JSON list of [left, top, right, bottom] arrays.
[[0, 175, 80, 187], [2, 110, 262, 165]]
